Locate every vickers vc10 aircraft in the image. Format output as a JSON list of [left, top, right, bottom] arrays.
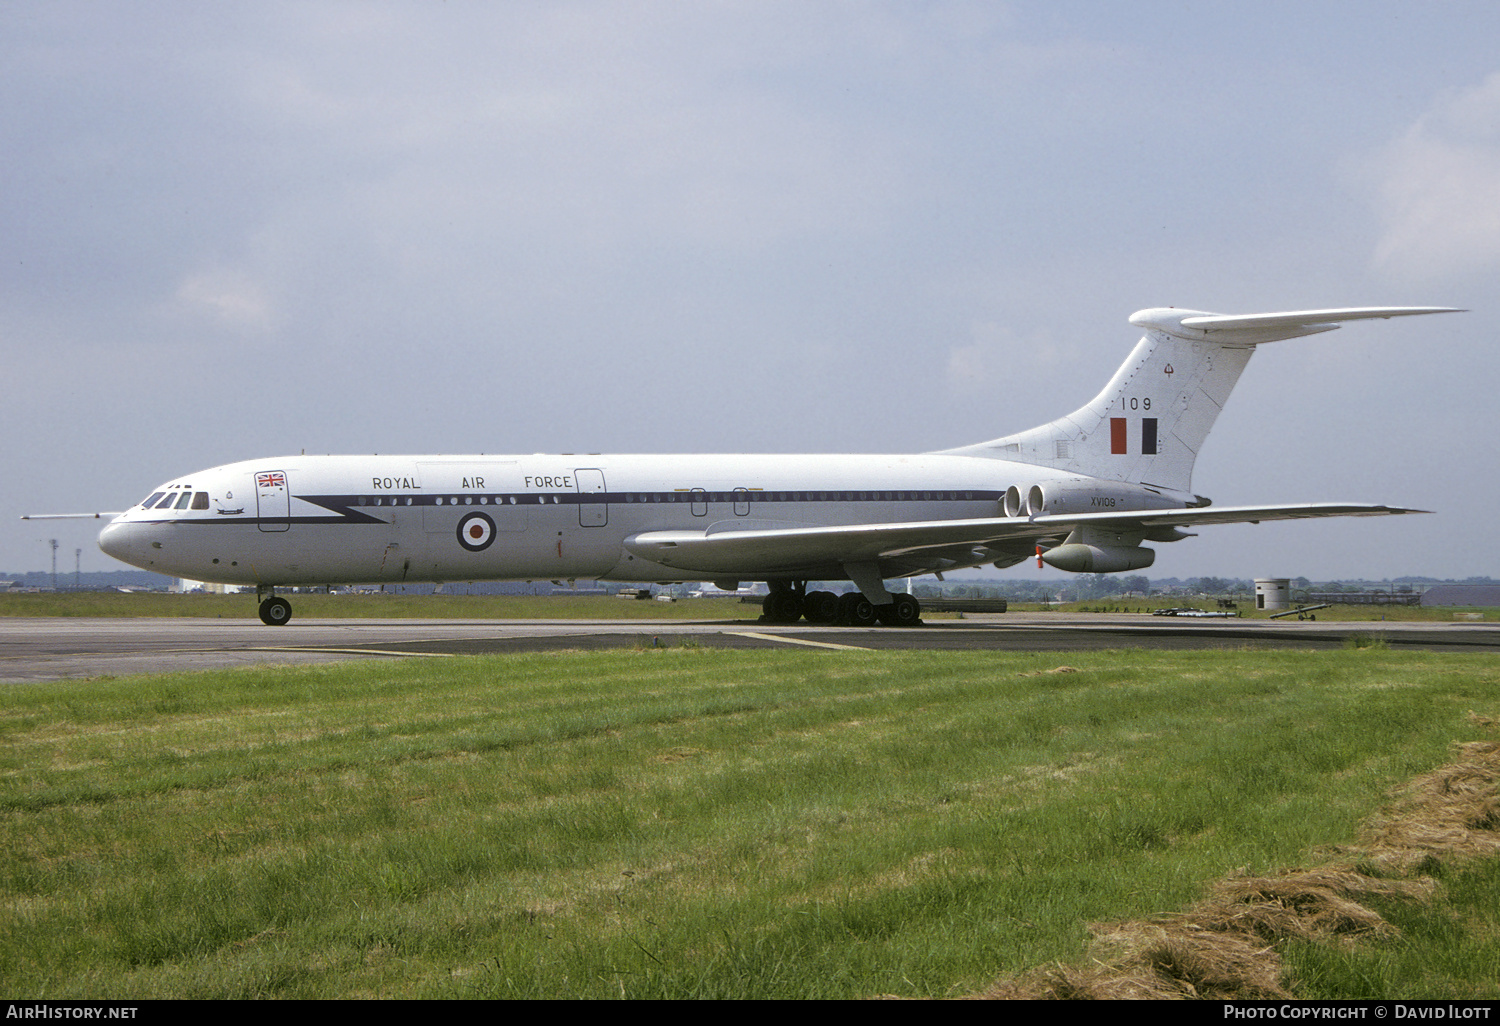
[[45, 305, 1459, 626]]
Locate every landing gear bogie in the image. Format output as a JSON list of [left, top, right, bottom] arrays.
[[760, 590, 804, 624], [760, 582, 923, 627], [803, 590, 840, 624], [836, 592, 879, 626], [878, 593, 923, 627]]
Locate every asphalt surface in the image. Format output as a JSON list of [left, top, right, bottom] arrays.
[[3, 613, 1498, 683]]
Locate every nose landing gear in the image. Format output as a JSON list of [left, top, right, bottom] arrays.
[[257, 587, 292, 626]]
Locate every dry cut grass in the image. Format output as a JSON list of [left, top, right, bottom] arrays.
[[970, 716, 1500, 1000]]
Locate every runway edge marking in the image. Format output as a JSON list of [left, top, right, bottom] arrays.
[[726, 631, 874, 652], [245, 646, 458, 658]]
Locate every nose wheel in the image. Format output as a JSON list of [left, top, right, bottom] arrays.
[[258, 595, 293, 626]]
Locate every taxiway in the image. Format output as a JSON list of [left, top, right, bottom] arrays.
[[2, 614, 1497, 684]]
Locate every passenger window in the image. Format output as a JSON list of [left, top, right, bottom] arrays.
[[191, 492, 209, 510]]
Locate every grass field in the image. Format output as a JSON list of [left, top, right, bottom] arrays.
[[3, 645, 1498, 998]]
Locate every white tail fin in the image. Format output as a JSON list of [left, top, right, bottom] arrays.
[[941, 306, 1461, 494]]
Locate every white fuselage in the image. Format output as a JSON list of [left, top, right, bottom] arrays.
[[81, 305, 1459, 600], [97, 452, 1172, 587]]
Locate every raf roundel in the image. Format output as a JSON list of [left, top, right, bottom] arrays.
[[456, 511, 496, 552]]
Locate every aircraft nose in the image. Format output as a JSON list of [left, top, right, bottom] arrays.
[[98, 520, 144, 566], [98, 520, 126, 561]]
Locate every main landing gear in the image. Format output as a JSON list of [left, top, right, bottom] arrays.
[[760, 583, 922, 627], [257, 587, 292, 626]]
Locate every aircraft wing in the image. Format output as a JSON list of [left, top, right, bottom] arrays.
[[624, 503, 1428, 576], [1046, 502, 1429, 530]]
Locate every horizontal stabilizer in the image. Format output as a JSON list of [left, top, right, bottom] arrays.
[[1130, 306, 1463, 345]]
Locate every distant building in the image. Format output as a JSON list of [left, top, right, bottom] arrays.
[[1255, 578, 1290, 611], [1419, 586, 1500, 607], [1308, 590, 1421, 606]]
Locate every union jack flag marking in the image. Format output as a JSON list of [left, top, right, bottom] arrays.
[[257, 473, 286, 489]]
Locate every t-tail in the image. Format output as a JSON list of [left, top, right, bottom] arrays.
[[941, 306, 1462, 494]]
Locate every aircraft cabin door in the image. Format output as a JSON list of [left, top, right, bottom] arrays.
[[575, 468, 607, 527], [255, 470, 290, 532]]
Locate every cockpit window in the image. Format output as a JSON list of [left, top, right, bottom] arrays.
[[190, 492, 209, 510], [174, 492, 193, 509], [141, 492, 165, 509], [152, 493, 179, 509]]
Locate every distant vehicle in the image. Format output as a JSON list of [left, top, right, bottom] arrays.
[[31, 305, 1460, 626]]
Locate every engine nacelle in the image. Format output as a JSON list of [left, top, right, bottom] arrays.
[[1005, 478, 1194, 518], [1041, 543, 1156, 573]]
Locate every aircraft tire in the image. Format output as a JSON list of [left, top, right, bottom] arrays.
[[877, 594, 922, 627], [803, 590, 839, 624], [762, 591, 803, 624], [837, 592, 878, 627], [259, 596, 293, 627]]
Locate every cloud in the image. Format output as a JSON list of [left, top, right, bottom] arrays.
[[1366, 71, 1500, 280], [171, 269, 275, 333], [946, 321, 1080, 401]]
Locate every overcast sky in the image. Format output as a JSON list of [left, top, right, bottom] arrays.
[[4, 1, 1496, 582]]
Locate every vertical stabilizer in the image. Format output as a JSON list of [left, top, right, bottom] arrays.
[[939, 306, 1461, 494]]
